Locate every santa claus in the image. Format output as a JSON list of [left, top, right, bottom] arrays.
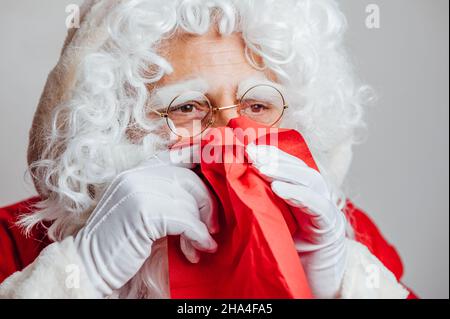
[[0, 0, 416, 299]]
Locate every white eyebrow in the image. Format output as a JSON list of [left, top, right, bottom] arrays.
[[148, 75, 284, 109], [149, 78, 210, 109], [236, 76, 285, 100]]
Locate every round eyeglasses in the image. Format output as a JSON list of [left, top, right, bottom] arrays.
[[148, 84, 288, 138]]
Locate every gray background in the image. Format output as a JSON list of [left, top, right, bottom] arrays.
[[0, 0, 448, 298]]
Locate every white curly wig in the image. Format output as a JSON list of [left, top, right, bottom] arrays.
[[23, 0, 371, 298]]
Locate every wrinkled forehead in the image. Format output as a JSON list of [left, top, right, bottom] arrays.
[[148, 30, 281, 105]]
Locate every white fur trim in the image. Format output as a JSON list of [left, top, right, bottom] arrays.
[[339, 239, 409, 299], [0, 237, 100, 299]]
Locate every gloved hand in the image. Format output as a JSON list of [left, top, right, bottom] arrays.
[[246, 143, 347, 298], [74, 146, 219, 297]]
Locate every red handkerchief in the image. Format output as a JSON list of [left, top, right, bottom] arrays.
[[168, 117, 318, 298]]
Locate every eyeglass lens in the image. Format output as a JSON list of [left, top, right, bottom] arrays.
[[166, 85, 285, 138]]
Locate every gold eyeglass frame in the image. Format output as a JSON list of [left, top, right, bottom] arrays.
[[149, 84, 289, 138]]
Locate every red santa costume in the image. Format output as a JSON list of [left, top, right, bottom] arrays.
[[0, 197, 416, 298], [0, 0, 415, 298]]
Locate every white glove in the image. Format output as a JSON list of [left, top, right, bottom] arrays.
[[74, 146, 219, 297], [246, 143, 347, 298]]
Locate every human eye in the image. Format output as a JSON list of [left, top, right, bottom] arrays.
[[171, 102, 197, 113], [240, 100, 272, 114], [169, 101, 211, 122], [170, 101, 206, 113]]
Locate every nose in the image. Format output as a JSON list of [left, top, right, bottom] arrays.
[[208, 89, 240, 127], [213, 106, 239, 127]]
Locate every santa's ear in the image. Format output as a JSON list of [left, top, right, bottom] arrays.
[[61, 0, 97, 55], [27, 0, 119, 196]]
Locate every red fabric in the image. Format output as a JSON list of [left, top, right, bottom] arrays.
[[0, 197, 50, 283], [168, 118, 315, 298]]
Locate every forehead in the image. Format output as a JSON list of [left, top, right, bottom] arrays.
[[156, 29, 278, 89]]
